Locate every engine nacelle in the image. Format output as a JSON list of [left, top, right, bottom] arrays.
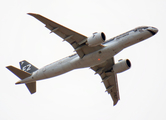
[[113, 59, 131, 73], [87, 32, 106, 47]]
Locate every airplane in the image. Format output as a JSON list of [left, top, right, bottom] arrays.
[[6, 13, 158, 105]]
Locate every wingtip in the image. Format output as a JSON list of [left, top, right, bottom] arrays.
[[27, 13, 39, 16], [6, 65, 11, 69], [113, 100, 119, 106], [15, 80, 22, 84], [30, 91, 36, 94], [27, 13, 33, 15], [113, 102, 117, 106]]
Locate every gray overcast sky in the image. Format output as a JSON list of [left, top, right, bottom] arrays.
[[1, 0, 166, 120]]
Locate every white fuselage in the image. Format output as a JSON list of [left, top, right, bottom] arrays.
[[19, 26, 157, 84]]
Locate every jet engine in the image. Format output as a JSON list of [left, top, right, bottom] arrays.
[[87, 32, 106, 47], [113, 59, 131, 73]]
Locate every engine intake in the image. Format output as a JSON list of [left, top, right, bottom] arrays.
[[87, 32, 106, 47], [113, 59, 131, 73]]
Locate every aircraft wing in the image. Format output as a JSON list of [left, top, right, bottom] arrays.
[[28, 13, 103, 58], [91, 57, 120, 105]]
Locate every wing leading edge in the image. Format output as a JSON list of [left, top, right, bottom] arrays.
[[91, 57, 120, 105], [28, 13, 104, 58]]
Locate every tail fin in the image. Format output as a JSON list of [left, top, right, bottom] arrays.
[[19, 60, 38, 74], [6, 60, 38, 94]]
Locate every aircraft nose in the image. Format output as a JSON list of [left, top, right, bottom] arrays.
[[147, 27, 158, 35]]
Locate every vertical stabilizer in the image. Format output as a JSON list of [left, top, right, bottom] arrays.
[[19, 60, 38, 74]]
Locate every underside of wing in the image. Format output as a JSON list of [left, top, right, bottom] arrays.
[[28, 13, 104, 58], [91, 57, 120, 105]]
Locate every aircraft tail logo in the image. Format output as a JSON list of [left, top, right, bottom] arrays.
[[19, 60, 38, 73]]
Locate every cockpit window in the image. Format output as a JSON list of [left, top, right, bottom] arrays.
[[143, 27, 148, 29]]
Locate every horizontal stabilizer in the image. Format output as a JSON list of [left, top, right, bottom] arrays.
[[6, 65, 36, 94], [6, 66, 31, 79], [26, 82, 36, 94]]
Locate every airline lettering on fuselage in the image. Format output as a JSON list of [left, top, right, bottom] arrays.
[[116, 32, 129, 40]]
